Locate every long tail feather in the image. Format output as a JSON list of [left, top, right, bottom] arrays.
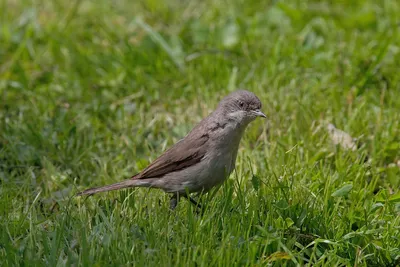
[[76, 179, 145, 196]]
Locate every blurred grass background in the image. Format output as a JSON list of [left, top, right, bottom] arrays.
[[1, 0, 400, 265]]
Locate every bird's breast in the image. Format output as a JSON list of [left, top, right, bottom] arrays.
[[200, 129, 244, 187]]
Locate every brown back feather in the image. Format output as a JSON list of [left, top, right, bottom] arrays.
[[132, 124, 210, 180]]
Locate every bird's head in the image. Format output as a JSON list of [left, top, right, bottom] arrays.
[[218, 89, 266, 125]]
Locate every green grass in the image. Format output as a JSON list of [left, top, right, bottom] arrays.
[[1, 0, 400, 265]]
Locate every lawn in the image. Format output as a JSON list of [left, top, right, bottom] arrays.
[[1, 0, 400, 266]]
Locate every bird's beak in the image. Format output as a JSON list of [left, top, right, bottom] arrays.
[[252, 109, 267, 118]]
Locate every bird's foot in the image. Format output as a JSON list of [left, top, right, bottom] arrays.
[[169, 194, 179, 210]]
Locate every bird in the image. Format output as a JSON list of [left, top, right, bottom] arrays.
[[77, 89, 266, 209]]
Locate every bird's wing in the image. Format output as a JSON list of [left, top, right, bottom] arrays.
[[132, 130, 210, 180]]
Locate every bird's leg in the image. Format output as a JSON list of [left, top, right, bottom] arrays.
[[182, 194, 203, 213], [185, 195, 202, 209], [169, 193, 180, 210], [170, 193, 202, 212]]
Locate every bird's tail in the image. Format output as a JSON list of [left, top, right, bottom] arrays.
[[76, 179, 151, 196]]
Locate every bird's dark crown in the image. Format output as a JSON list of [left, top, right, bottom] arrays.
[[218, 89, 262, 112]]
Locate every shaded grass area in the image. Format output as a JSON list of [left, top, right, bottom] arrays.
[[1, 0, 400, 265]]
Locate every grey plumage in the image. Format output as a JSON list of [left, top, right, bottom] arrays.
[[77, 89, 266, 208]]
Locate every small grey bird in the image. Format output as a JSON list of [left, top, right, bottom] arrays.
[[77, 90, 266, 209]]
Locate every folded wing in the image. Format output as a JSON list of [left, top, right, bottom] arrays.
[[133, 130, 210, 180]]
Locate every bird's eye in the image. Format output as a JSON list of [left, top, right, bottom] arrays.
[[238, 101, 244, 108]]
